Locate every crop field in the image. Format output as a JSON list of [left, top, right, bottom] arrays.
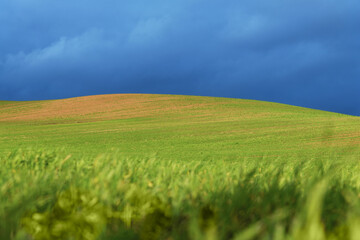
[[0, 94, 360, 239]]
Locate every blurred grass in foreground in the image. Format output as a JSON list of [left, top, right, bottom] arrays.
[[1, 149, 360, 240]]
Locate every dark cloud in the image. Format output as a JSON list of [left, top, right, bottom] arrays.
[[0, 0, 359, 115]]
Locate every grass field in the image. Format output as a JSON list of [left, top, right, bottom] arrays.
[[0, 94, 360, 239]]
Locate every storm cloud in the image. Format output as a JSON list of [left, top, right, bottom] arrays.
[[1, 0, 359, 115]]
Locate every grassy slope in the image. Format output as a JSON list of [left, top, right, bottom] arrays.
[[0, 94, 359, 161], [1, 94, 360, 239]]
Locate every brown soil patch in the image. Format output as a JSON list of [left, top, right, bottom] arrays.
[[0, 94, 228, 123]]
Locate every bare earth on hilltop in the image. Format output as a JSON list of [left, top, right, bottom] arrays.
[[0, 94, 272, 122], [0, 94, 231, 122]]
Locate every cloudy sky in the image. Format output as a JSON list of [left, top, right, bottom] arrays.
[[0, 0, 359, 115]]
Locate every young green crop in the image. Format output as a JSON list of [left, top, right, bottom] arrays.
[[0, 149, 360, 239]]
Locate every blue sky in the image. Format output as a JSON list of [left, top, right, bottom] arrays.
[[0, 0, 359, 116]]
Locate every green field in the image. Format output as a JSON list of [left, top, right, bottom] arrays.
[[1, 94, 360, 239]]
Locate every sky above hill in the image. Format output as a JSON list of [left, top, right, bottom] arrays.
[[0, 0, 359, 116]]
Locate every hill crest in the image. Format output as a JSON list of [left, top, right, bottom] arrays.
[[0, 94, 351, 123]]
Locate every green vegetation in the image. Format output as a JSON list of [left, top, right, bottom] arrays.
[[0, 94, 359, 239], [2, 150, 360, 239], [0, 94, 358, 161]]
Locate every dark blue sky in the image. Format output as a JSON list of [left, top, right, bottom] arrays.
[[1, 0, 359, 116]]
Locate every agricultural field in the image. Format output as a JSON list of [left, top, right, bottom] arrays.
[[0, 94, 360, 240]]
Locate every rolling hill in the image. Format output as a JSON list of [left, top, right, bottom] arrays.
[[0, 93, 359, 161], [1, 94, 360, 239]]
